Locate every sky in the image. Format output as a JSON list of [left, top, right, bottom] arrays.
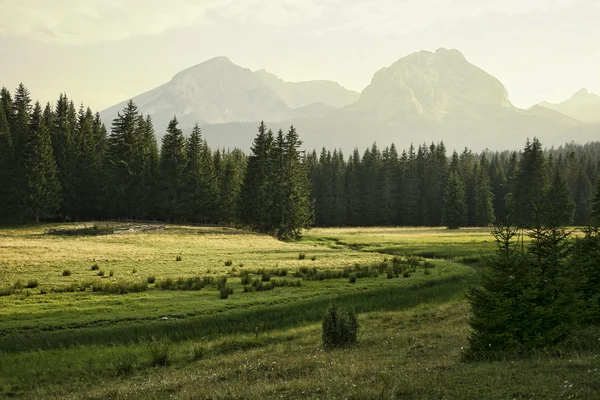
[[0, 0, 598, 111]]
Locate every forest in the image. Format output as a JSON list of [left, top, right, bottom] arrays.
[[1, 84, 600, 235]]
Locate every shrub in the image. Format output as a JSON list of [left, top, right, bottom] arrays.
[[386, 269, 394, 279], [132, 268, 137, 274], [92, 281, 148, 294], [175, 255, 182, 262], [261, 272, 271, 282], [322, 303, 358, 349], [403, 270, 411, 278], [91, 264, 99, 271], [349, 273, 357, 284], [109, 270, 114, 277], [240, 272, 251, 285], [97, 270, 105, 277], [298, 253, 306, 260], [114, 353, 137, 376], [0, 286, 14, 297], [424, 269, 431, 275], [189, 344, 204, 361], [239, 263, 245, 268], [216, 276, 228, 290], [147, 276, 156, 284], [311, 256, 317, 261], [13, 280, 23, 291], [25, 280, 39, 289], [423, 260, 436, 268], [147, 338, 170, 366], [224, 260, 233, 266], [219, 284, 232, 299], [62, 269, 71, 277]]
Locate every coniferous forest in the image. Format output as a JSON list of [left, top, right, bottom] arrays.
[[2, 84, 600, 236]]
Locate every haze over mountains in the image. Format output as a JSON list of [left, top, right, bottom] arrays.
[[100, 48, 599, 152]]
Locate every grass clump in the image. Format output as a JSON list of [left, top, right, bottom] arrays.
[[62, 269, 71, 277], [97, 270, 105, 277], [159, 276, 213, 291], [224, 259, 233, 266], [91, 264, 99, 271], [219, 284, 233, 299], [176, 255, 182, 262], [109, 270, 114, 277], [298, 252, 306, 260], [349, 273, 357, 284], [92, 281, 148, 294], [113, 352, 137, 376], [147, 338, 170, 367], [322, 303, 358, 349], [25, 279, 39, 289], [189, 343, 205, 361], [147, 276, 156, 284]]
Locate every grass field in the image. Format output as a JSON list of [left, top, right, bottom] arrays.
[[1, 224, 599, 399]]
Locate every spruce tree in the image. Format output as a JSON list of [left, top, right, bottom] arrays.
[[158, 117, 187, 221], [239, 122, 275, 231], [11, 84, 33, 222], [511, 138, 548, 226], [592, 177, 600, 227], [442, 171, 467, 229], [574, 169, 593, 225], [473, 163, 495, 226], [218, 149, 246, 224], [0, 100, 13, 218], [344, 149, 362, 226], [544, 168, 575, 226], [24, 102, 61, 223]]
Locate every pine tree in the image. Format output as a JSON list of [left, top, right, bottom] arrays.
[[74, 106, 99, 220], [218, 149, 246, 224], [274, 126, 314, 240], [239, 122, 275, 232], [11, 84, 33, 222], [0, 99, 13, 218], [574, 169, 593, 225], [107, 100, 146, 218], [511, 138, 548, 227], [592, 177, 600, 227], [442, 171, 468, 229], [138, 115, 159, 218], [544, 168, 575, 226], [158, 117, 187, 221], [345, 149, 362, 226], [473, 162, 495, 226], [24, 102, 61, 223]]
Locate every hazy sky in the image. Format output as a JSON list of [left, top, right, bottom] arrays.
[[1, 0, 598, 111]]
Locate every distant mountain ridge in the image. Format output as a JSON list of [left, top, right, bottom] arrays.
[[100, 49, 598, 152], [538, 88, 600, 123]]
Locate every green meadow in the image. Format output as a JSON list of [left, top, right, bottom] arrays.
[[0, 224, 598, 399]]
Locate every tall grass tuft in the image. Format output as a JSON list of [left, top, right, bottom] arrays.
[[147, 338, 170, 367]]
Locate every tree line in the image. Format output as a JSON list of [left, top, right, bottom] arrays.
[[1, 84, 599, 236]]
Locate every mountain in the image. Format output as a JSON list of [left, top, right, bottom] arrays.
[[100, 56, 291, 134], [254, 69, 360, 109], [100, 49, 596, 152], [538, 88, 600, 123]]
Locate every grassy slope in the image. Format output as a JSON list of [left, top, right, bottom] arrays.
[[0, 225, 598, 399]]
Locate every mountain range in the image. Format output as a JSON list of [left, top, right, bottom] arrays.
[[100, 49, 599, 152]]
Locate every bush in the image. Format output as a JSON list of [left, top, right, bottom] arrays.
[[25, 279, 39, 289], [132, 268, 137, 274], [403, 270, 411, 278], [219, 284, 232, 299], [0, 286, 14, 297], [113, 353, 137, 376], [147, 276, 156, 284], [298, 253, 306, 260], [13, 280, 23, 291], [62, 269, 71, 277], [91, 264, 99, 271], [176, 255, 182, 262], [386, 269, 394, 279], [311, 256, 317, 261], [97, 270, 105, 277], [240, 272, 251, 285], [424, 269, 431, 275], [189, 343, 204, 361], [216, 276, 228, 290], [147, 338, 170, 366], [261, 272, 271, 282], [349, 273, 357, 284], [224, 260, 233, 266], [109, 270, 114, 277], [322, 303, 358, 349]]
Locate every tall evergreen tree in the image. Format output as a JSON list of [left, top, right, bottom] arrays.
[[0, 99, 13, 218], [592, 177, 600, 227], [11, 84, 33, 222], [158, 117, 187, 221], [24, 102, 61, 223], [574, 169, 593, 226], [239, 122, 275, 232], [473, 162, 495, 226], [544, 168, 575, 226], [510, 138, 548, 226], [442, 170, 467, 229]]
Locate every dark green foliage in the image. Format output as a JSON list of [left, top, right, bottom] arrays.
[[91, 281, 148, 294], [176, 255, 182, 262], [569, 227, 600, 324], [298, 253, 306, 260], [147, 276, 156, 284], [544, 168, 575, 226], [219, 284, 232, 299], [349, 274, 357, 284], [91, 264, 99, 271], [224, 260, 232, 266], [113, 353, 136, 376], [159, 276, 213, 291], [442, 171, 467, 229], [146, 338, 170, 366], [593, 178, 600, 226], [322, 303, 359, 349], [62, 269, 71, 277], [25, 280, 39, 289], [189, 344, 204, 361], [158, 117, 187, 221]]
